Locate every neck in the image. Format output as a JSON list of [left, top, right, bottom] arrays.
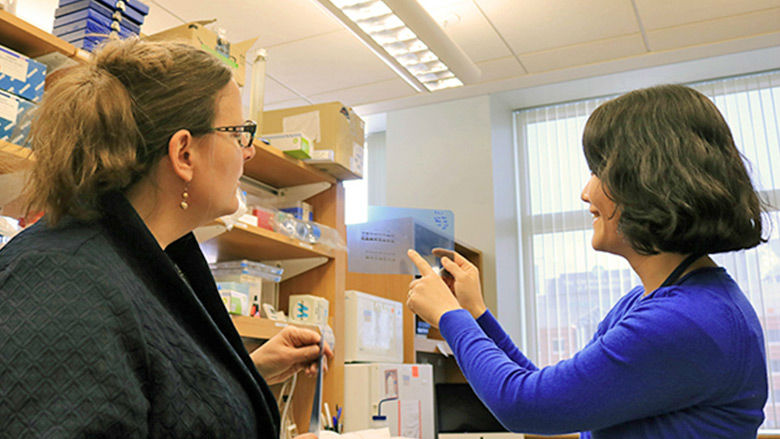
[[124, 179, 199, 249], [626, 252, 716, 295]]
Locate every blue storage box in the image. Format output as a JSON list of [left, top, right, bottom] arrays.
[[53, 8, 141, 34], [66, 36, 106, 52], [54, 0, 144, 28], [0, 45, 47, 103], [53, 7, 112, 28], [54, 22, 136, 41], [53, 17, 131, 38], [0, 89, 36, 146], [58, 0, 148, 19]]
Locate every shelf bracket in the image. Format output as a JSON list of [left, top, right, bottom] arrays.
[[277, 182, 332, 204], [264, 257, 329, 281]]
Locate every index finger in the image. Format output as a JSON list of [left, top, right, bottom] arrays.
[[407, 249, 435, 276]]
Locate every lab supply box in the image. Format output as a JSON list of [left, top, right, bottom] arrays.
[[262, 102, 365, 180], [55, 0, 148, 26], [343, 363, 435, 439], [145, 20, 256, 86], [53, 8, 141, 35], [0, 89, 35, 146], [0, 45, 46, 102], [288, 294, 329, 326], [343, 290, 403, 363], [262, 132, 311, 159], [210, 259, 282, 314], [217, 281, 250, 316]]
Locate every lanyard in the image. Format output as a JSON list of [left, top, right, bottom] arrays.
[[659, 253, 703, 288]]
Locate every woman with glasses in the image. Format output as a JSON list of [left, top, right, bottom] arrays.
[[0, 38, 331, 438], [406, 85, 767, 438]]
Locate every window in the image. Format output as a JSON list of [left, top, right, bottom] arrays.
[[515, 70, 780, 427]]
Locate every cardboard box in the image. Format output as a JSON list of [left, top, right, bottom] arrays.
[[0, 45, 47, 103], [0, 90, 36, 146], [145, 20, 256, 86], [262, 131, 311, 159], [262, 102, 365, 180]]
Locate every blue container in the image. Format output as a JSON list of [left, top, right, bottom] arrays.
[[54, 8, 112, 30], [54, 19, 135, 40], [58, 0, 148, 17], [0, 45, 47, 103], [66, 36, 107, 52], [56, 0, 146, 26], [0, 89, 36, 146], [54, 8, 140, 34]]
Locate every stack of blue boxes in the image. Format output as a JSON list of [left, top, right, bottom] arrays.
[[0, 45, 47, 147], [52, 0, 150, 52]]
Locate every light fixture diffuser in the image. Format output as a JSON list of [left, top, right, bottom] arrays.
[[312, 0, 481, 92]]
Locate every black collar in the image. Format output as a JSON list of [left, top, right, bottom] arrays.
[[98, 191, 280, 435]]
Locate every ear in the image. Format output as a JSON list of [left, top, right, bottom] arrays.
[[168, 129, 195, 183]]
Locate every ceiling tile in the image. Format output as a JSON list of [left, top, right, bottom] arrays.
[[634, 0, 780, 30], [519, 34, 646, 73], [475, 0, 640, 54], [647, 8, 780, 51], [265, 30, 399, 97], [418, 0, 513, 63], [309, 79, 418, 108], [141, 0, 343, 46], [475, 57, 527, 82]]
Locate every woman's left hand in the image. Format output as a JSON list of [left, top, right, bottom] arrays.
[[406, 249, 462, 328], [250, 325, 334, 385]]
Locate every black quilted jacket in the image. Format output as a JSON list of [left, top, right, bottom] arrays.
[[0, 192, 280, 438]]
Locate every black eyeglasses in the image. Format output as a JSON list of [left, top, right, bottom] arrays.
[[209, 120, 257, 148]]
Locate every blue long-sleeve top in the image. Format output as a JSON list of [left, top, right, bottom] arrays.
[[438, 267, 767, 438]]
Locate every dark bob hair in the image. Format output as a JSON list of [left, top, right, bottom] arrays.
[[582, 84, 766, 255]]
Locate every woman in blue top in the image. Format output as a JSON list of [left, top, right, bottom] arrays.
[[406, 84, 768, 438]]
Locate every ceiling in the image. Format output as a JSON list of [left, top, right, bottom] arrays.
[[23, 0, 780, 116]]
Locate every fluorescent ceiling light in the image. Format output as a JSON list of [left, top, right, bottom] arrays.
[[312, 0, 481, 92]]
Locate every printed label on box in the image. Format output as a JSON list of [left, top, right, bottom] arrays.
[[0, 92, 19, 122], [0, 48, 26, 82]]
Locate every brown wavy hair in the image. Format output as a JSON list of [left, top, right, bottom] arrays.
[[24, 37, 233, 225], [582, 84, 766, 255]]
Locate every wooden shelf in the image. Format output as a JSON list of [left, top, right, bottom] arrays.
[[0, 140, 34, 174], [232, 316, 324, 340], [232, 316, 287, 339], [0, 10, 78, 58], [203, 220, 336, 261], [244, 141, 336, 188], [414, 336, 452, 355]]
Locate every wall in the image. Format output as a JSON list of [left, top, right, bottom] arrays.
[[380, 96, 499, 312]]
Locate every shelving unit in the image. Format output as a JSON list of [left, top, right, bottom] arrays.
[[232, 316, 288, 340], [0, 9, 78, 58], [202, 219, 335, 260]]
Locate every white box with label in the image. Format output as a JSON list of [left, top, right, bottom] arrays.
[[344, 290, 403, 363]]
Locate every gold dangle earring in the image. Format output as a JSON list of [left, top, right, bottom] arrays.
[[180, 183, 190, 210]]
